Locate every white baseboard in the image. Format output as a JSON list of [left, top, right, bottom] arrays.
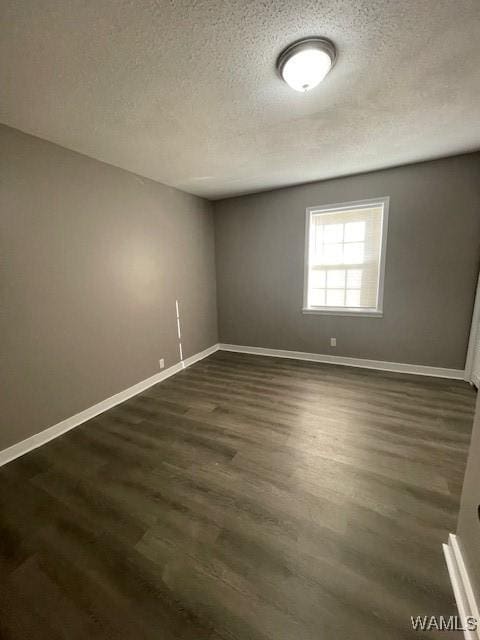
[[0, 340, 464, 468], [443, 534, 480, 639], [0, 343, 219, 468], [218, 343, 465, 379]]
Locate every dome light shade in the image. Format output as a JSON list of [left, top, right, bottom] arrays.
[[277, 37, 336, 92]]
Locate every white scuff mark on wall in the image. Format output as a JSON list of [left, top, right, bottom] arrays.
[[175, 299, 185, 368]]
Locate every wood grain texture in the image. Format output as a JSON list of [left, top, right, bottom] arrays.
[[0, 351, 475, 639]]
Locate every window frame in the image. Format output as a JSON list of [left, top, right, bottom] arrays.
[[302, 197, 389, 317]]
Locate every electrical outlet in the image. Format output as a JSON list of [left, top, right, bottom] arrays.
[[330, 337, 336, 347], [159, 358, 165, 369]]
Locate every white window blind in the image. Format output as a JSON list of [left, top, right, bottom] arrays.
[[304, 198, 389, 316]]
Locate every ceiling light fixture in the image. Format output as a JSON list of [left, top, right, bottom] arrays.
[[276, 37, 336, 92]]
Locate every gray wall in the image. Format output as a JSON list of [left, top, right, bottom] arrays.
[[214, 154, 480, 369], [1, 124, 217, 451], [457, 393, 480, 596]]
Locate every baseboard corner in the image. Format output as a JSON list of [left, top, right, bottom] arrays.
[[443, 533, 480, 639]]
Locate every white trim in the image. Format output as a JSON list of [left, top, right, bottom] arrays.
[[377, 197, 389, 313], [302, 307, 383, 318], [443, 534, 480, 639], [0, 343, 219, 468], [465, 272, 480, 385], [303, 196, 389, 317], [218, 343, 464, 379]]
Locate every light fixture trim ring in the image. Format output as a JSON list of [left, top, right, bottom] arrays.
[[276, 36, 337, 85]]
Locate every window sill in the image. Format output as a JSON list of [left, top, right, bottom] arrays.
[[302, 307, 383, 318]]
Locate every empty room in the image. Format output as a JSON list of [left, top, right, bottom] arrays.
[[2, 1, 480, 638]]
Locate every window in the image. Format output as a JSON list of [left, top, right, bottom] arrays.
[[303, 197, 389, 316]]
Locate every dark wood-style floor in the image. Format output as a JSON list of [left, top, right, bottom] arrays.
[[0, 351, 475, 639]]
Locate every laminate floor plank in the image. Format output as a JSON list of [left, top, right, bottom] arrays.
[[0, 351, 475, 639]]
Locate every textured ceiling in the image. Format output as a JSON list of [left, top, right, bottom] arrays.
[[1, 1, 480, 199]]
